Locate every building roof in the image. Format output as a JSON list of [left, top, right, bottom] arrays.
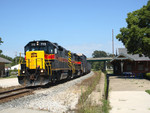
[[0, 57, 12, 63], [112, 48, 150, 62]]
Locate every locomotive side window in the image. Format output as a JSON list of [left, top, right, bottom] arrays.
[[54, 48, 58, 54], [25, 46, 30, 52], [48, 46, 54, 54]]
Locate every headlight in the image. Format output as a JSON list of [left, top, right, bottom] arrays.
[[41, 70, 44, 73], [22, 71, 25, 74]]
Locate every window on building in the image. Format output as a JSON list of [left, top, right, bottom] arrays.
[[126, 64, 132, 71], [138, 64, 144, 71]]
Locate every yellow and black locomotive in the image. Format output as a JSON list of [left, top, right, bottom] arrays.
[[18, 40, 91, 86]]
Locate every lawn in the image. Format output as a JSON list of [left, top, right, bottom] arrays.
[[145, 90, 150, 95]]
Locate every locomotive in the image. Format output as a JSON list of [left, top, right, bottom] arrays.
[[18, 40, 91, 86]]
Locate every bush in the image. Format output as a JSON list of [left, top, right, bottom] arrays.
[[145, 73, 150, 80], [9, 70, 18, 76], [145, 90, 150, 95]]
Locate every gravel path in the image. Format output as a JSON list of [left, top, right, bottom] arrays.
[[0, 71, 94, 113]]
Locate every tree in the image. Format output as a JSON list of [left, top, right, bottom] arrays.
[[0, 37, 3, 54], [11, 56, 25, 66], [116, 0, 150, 57], [0, 54, 13, 61], [92, 50, 110, 71], [92, 50, 107, 58]]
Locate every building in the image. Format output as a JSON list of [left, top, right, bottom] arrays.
[[0, 57, 12, 77], [10, 64, 21, 70], [111, 48, 150, 75]]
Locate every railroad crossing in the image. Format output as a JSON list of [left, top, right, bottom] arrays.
[[87, 57, 113, 70]]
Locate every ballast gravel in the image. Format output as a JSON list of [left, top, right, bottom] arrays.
[[0, 71, 94, 113]]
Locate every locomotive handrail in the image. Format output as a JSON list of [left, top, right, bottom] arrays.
[[45, 63, 49, 75], [18, 53, 24, 76], [27, 58, 43, 69], [45, 60, 52, 76], [36, 58, 43, 69], [48, 60, 52, 75], [72, 63, 75, 74]]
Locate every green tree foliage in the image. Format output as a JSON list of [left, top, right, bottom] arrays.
[[0, 54, 13, 62], [0, 37, 3, 45], [11, 56, 25, 66], [92, 50, 107, 58], [0, 37, 3, 54], [91, 50, 113, 71], [116, 0, 150, 57]]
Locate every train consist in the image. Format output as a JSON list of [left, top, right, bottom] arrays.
[[18, 40, 91, 86]]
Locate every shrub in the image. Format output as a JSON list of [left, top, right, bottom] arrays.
[[145, 90, 150, 95], [145, 73, 150, 80]]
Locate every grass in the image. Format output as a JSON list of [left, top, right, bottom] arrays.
[[77, 71, 111, 113], [107, 70, 113, 74], [103, 71, 111, 113], [77, 71, 101, 113], [102, 99, 110, 113], [0, 75, 17, 79], [145, 90, 150, 95]]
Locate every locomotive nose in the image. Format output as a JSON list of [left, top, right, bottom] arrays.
[[26, 51, 45, 70]]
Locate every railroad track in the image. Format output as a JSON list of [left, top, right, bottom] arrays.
[[0, 87, 35, 103], [0, 80, 71, 103]]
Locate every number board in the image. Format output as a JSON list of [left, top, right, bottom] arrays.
[[31, 53, 37, 57], [31, 43, 36, 46], [41, 42, 46, 46]]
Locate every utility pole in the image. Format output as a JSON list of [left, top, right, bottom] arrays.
[[112, 29, 114, 58], [15, 52, 17, 64]]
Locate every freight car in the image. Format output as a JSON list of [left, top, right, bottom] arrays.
[[18, 40, 91, 86]]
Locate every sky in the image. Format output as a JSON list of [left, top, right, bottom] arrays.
[[0, 0, 148, 58]]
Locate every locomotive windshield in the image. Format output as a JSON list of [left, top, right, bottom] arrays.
[[25, 46, 47, 52], [25, 41, 54, 54]]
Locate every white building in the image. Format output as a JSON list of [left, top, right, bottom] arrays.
[[10, 64, 21, 70]]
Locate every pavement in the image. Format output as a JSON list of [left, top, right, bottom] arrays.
[[0, 78, 20, 88], [109, 76, 150, 113], [110, 91, 150, 113]]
